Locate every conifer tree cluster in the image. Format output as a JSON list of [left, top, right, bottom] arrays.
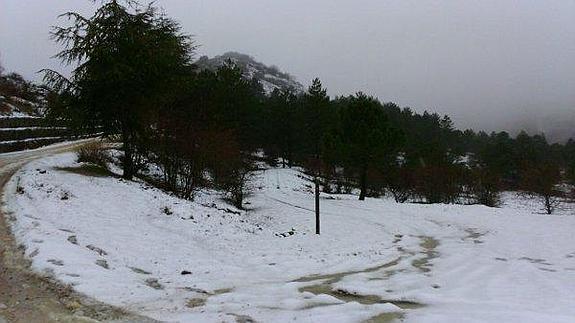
[[44, 0, 574, 214]]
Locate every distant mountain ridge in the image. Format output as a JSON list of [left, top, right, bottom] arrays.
[[195, 52, 304, 94]]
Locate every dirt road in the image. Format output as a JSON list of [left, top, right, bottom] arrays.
[[0, 140, 154, 323]]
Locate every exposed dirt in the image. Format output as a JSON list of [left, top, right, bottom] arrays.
[[0, 141, 155, 323], [295, 248, 428, 322]]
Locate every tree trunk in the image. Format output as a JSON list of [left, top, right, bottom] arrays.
[[315, 178, 320, 235], [544, 195, 552, 214], [235, 190, 243, 210], [359, 164, 367, 201], [322, 175, 332, 193], [122, 127, 134, 180]]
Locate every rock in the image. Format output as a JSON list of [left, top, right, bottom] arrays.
[[67, 235, 78, 245], [86, 245, 107, 256], [66, 301, 82, 310], [185, 298, 205, 308], [129, 267, 151, 275], [47, 259, 64, 266], [95, 259, 109, 269], [183, 287, 209, 294], [144, 278, 164, 290], [0, 303, 7, 310]]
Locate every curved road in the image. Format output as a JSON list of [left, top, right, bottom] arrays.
[[0, 140, 153, 323]]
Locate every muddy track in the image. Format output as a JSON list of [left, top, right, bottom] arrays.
[[0, 140, 155, 323]]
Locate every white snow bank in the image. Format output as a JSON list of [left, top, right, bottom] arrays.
[[4, 153, 575, 322]]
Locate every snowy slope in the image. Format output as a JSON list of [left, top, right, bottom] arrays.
[[196, 52, 304, 94], [4, 153, 575, 322], [0, 95, 41, 117]]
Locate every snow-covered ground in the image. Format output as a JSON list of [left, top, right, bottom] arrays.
[[4, 153, 575, 322]]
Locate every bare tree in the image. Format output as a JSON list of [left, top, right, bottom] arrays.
[[520, 162, 562, 214]]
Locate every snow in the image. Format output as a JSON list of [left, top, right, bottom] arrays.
[[0, 127, 67, 131], [0, 139, 94, 157], [0, 102, 29, 117], [8, 96, 38, 107], [260, 80, 280, 95], [0, 116, 42, 119], [4, 153, 575, 322], [0, 136, 65, 145]]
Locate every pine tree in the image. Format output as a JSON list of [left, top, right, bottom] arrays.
[[303, 78, 331, 159], [43, 0, 194, 179], [340, 92, 402, 200], [301, 78, 331, 234], [266, 89, 298, 167], [565, 139, 575, 184]]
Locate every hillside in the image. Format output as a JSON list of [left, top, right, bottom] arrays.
[[0, 72, 45, 117], [0, 95, 42, 117], [196, 52, 304, 94], [5, 151, 575, 322], [0, 70, 86, 153]]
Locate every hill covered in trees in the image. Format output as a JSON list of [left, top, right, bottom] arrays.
[[0, 63, 45, 117], [196, 52, 304, 94]]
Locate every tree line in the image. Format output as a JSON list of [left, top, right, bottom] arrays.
[[44, 0, 575, 214]]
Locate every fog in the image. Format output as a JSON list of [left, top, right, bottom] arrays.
[[1, 0, 574, 139]]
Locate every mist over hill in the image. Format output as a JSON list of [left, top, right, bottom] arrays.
[[195, 52, 304, 94], [490, 110, 575, 144]]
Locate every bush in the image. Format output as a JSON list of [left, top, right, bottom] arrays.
[[213, 151, 255, 210], [468, 167, 502, 207], [76, 141, 109, 168], [412, 164, 465, 204], [519, 162, 562, 214], [385, 166, 415, 203]]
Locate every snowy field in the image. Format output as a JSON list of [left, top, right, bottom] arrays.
[[4, 152, 575, 322]]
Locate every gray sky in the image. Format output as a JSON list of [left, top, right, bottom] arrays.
[[1, 0, 574, 135]]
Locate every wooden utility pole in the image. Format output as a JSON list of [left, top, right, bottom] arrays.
[[315, 177, 320, 234]]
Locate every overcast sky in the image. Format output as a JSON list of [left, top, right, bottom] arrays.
[[1, 0, 574, 134]]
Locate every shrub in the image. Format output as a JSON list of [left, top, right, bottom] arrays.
[[385, 165, 415, 203], [412, 164, 465, 204], [213, 150, 255, 210], [468, 167, 502, 207], [76, 141, 109, 168], [519, 161, 562, 214]]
